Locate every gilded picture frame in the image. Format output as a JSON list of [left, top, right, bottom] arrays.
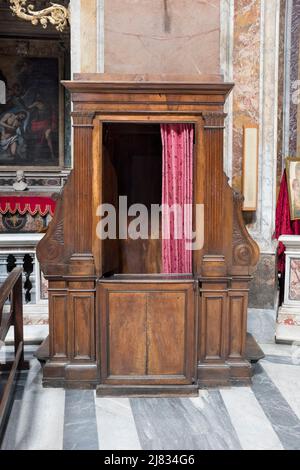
[[286, 157, 300, 221]]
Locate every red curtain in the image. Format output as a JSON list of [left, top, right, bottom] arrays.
[[161, 124, 194, 274], [275, 170, 300, 273]]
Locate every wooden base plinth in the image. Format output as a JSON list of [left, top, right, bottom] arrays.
[[42, 362, 254, 391], [40, 334, 262, 392], [42, 361, 99, 390], [197, 361, 253, 388], [43, 379, 97, 390], [96, 384, 199, 398]]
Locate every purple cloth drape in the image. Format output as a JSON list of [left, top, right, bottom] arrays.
[[161, 124, 194, 274]]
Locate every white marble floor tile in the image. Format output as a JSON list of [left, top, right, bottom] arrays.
[[1, 359, 65, 450], [188, 391, 241, 450], [260, 343, 293, 357], [261, 361, 300, 421], [3, 354, 300, 450], [220, 387, 284, 450], [248, 309, 276, 344], [252, 364, 300, 450], [95, 395, 141, 450]]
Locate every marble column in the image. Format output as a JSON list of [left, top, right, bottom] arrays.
[[70, 0, 103, 75], [232, 0, 261, 192], [288, 0, 300, 156], [249, 0, 280, 251], [97, 0, 105, 73], [70, 0, 81, 76], [220, 0, 234, 181], [277, 0, 287, 185], [232, 0, 280, 308], [231, 0, 280, 252], [282, 0, 293, 159]]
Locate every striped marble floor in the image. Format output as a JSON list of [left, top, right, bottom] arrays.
[[1, 343, 300, 450]]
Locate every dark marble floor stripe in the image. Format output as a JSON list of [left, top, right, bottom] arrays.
[[0, 364, 35, 450], [252, 363, 300, 450], [0, 370, 28, 400], [63, 390, 99, 450], [0, 367, 29, 449], [0, 396, 23, 450], [263, 355, 300, 366], [130, 393, 241, 451]]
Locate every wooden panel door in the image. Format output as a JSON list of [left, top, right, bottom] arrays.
[[108, 292, 147, 375], [98, 281, 196, 386], [147, 292, 186, 375]]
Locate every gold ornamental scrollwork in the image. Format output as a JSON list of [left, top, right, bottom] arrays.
[[10, 0, 70, 32]]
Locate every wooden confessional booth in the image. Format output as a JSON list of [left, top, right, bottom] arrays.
[[37, 74, 260, 396]]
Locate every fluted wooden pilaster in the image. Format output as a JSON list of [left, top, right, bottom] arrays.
[[203, 112, 227, 255], [71, 112, 95, 258]]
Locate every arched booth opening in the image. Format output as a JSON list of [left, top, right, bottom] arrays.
[[37, 74, 260, 396]]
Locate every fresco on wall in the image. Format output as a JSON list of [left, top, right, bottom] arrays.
[[0, 57, 59, 167]]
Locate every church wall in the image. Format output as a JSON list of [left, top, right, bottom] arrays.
[[230, 0, 280, 310], [104, 0, 220, 75], [70, 0, 221, 76]]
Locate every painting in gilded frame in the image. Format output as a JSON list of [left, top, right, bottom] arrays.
[[0, 39, 64, 170], [286, 157, 300, 221]]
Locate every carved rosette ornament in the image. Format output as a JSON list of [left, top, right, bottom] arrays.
[[10, 0, 70, 32]]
